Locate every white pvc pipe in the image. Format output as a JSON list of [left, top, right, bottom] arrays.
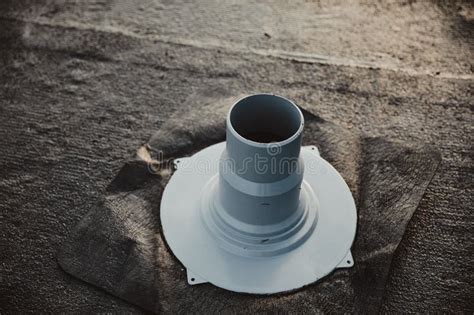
[[218, 94, 305, 231]]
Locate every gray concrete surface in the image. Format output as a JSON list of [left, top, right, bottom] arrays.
[[0, 0, 472, 313]]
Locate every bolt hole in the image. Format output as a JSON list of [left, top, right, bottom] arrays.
[[191, 277, 195, 282], [311, 147, 315, 150], [347, 260, 351, 264]]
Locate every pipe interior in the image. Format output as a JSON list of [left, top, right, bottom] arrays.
[[229, 95, 302, 143]]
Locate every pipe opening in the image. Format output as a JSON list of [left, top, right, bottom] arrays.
[[229, 95, 303, 144]]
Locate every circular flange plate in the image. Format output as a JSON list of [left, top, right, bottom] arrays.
[[160, 142, 357, 294]]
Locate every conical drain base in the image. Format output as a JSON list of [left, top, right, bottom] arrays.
[[161, 143, 356, 294]]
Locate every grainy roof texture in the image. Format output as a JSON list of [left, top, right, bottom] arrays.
[[0, 0, 472, 313]]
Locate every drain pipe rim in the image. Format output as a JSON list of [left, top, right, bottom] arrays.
[[226, 93, 305, 148]]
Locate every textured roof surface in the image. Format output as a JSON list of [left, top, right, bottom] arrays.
[[0, 0, 472, 313]]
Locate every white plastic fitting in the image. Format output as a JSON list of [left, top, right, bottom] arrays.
[[161, 94, 357, 294]]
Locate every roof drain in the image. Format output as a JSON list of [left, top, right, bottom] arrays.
[[161, 94, 357, 294]]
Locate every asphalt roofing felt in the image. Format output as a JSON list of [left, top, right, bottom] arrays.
[[0, 0, 472, 313]]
